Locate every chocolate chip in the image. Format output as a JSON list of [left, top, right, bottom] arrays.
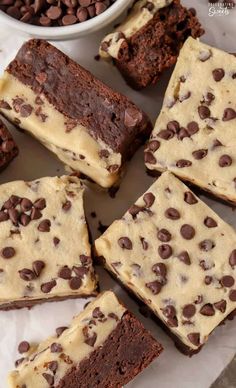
[[108, 312, 119, 321], [80, 255, 91, 266], [157, 129, 174, 140], [55, 327, 68, 340], [32, 260, 45, 277], [145, 280, 162, 295], [21, 198, 33, 212], [58, 266, 72, 280], [69, 277, 82, 290], [124, 107, 142, 128], [62, 200, 72, 211], [92, 307, 105, 319], [118, 237, 132, 250], [165, 207, 180, 220], [199, 239, 215, 251], [143, 192, 155, 208], [30, 208, 42, 220], [167, 120, 180, 133], [1, 246, 15, 259], [212, 139, 223, 148], [18, 341, 30, 354], [176, 159, 192, 168], [200, 303, 215, 316], [157, 228, 171, 242], [162, 305, 178, 327], [129, 205, 143, 218], [42, 373, 54, 386], [19, 268, 36, 281], [187, 121, 199, 135], [108, 164, 119, 173], [221, 275, 235, 288], [177, 251, 191, 265], [158, 244, 172, 259], [53, 237, 60, 246], [73, 266, 88, 278], [38, 219, 51, 232], [198, 105, 210, 119], [0, 211, 9, 222], [229, 289, 236, 301], [219, 154, 232, 167], [195, 295, 203, 304], [205, 276, 212, 285], [180, 224, 195, 240], [152, 262, 167, 278], [177, 127, 189, 140], [34, 198, 46, 210], [202, 92, 215, 106], [182, 304, 196, 318], [144, 152, 156, 164], [0, 100, 11, 110], [229, 250, 236, 268], [214, 300, 227, 313], [192, 149, 208, 160], [84, 330, 97, 347], [19, 213, 30, 227], [20, 104, 33, 117], [50, 342, 62, 353], [8, 208, 19, 225], [187, 333, 200, 346], [41, 280, 56, 293], [15, 357, 25, 368], [212, 68, 225, 81], [140, 237, 148, 250], [146, 140, 160, 152], [184, 191, 198, 205], [222, 106, 236, 122], [204, 217, 217, 228]]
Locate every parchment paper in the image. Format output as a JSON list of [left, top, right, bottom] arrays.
[[0, 1, 235, 387]]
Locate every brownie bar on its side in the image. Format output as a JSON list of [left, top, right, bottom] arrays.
[[99, 0, 204, 90], [0, 39, 152, 188], [8, 291, 163, 388], [0, 119, 18, 171], [95, 172, 236, 355]]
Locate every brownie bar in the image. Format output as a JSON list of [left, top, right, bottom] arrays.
[[0, 176, 97, 310], [0, 118, 18, 171], [99, 0, 204, 89], [0, 40, 152, 188], [145, 37, 236, 205], [95, 172, 236, 354], [8, 291, 163, 387]]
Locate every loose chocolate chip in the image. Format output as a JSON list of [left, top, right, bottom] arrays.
[[143, 192, 155, 208], [158, 244, 172, 259], [42, 373, 54, 386], [180, 224, 195, 240], [1, 246, 15, 259], [187, 332, 200, 346], [200, 303, 215, 316], [46, 5, 62, 19], [32, 260, 45, 277], [221, 275, 235, 288], [187, 121, 199, 135], [198, 105, 210, 119], [62, 200, 72, 211], [50, 342, 62, 353], [21, 198, 33, 212], [205, 276, 212, 285], [34, 198, 46, 210], [212, 68, 225, 82], [157, 228, 171, 242], [152, 262, 167, 278], [157, 129, 174, 140], [167, 120, 180, 133], [8, 208, 19, 225], [18, 341, 30, 354], [229, 290, 236, 301], [219, 154, 232, 167], [19, 268, 36, 281], [184, 191, 198, 205], [204, 217, 217, 228], [41, 280, 56, 293], [124, 107, 142, 128], [118, 237, 132, 250], [177, 251, 191, 265], [39, 15, 52, 26], [144, 152, 156, 164], [176, 159, 192, 168], [146, 140, 160, 152], [69, 277, 82, 290], [56, 327, 68, 337], [214, 300, 227, 313], [129, 205, 143, 218], [145, 280, 162, 295], [222, 108, 236, 121], [182, 304, 196, 318], [199, 239, 215, 251], [165, 207, 180, 220], [229, 250, 236, 268], [192, 149, 208, 160], [38, 219, 51, 232], [0, 211, 9, 222]]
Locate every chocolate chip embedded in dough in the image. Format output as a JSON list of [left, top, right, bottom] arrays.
[[167, 120, 180, 133], [144, 152, 157, 164], [50, 342, 63, 353], [204, 217, 217, 228], [62, 200, 72, 211], [34, 198, 46, 210], [0, 100, 11, 110], [41, 279, 57, 293], [180, 224, 195, 240], [176, 159, 192, 168], [219, 154, 232, 167], [83, 330, 97, 347], [201, 92, 215, 106], [38, 219, 51, 232], [42, 373, 54, 386], [145, 280, 162, 295], [187, 121, 199, 135], [212, 139, 223, 148], [20, 104, 33, 118], [69, 277, 82, 290], [157, 129, 174, 140], [18, 341, 30, 354], [146, 140, 160, 152], [198, 105, 210, 119], [53, 237, 60, 246], [192, 149, 208, 160], [178, 127, 189, 140], [204, 276, 212, 285], [165, 207, 180, 220], [157, 228, 171, 242], [19, 268, 36, 281], [221, 275, 235, 288], [200, 303, 215, 316], [158, 244, 172, 259], [143, 192, 155, 208], [118, 237, 133, 250], [1, 246, 15, 259], [229, 249, 236, 268], [30, 208, 42, 220], [0, 211, 9, 222], [20, 198, 33, 212], [182, 304, 196, 318], [229, 290, 236, 301], [140, 237, 148, 250], [222, 108, 236, 121], [162, 305, 178, 327], [184, 191, 198, 205], [214, 300, 227, 313], [8, 208, 19, 225], [152, 262, 167, 278], [177, 251, 191, 265], [32, 260, 45, 277], [73, 266, 89, 278], [56, 327, 68, 337], [212, 68, 225, 81], [129, 205, 143, 218], [187, 332, 200, 346], [58, 266, 72, 280], [199, 239, 215, 251]]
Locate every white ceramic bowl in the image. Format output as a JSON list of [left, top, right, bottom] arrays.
[[0, 0, 132, 40]]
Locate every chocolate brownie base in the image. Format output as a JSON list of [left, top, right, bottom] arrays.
[[57, 311, 162, 388], [0, 119, 18, 170], [114, 1, 204, 89], [6, 39, 152, 158]]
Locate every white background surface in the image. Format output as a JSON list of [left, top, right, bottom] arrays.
[[0, 1, 236, 387]]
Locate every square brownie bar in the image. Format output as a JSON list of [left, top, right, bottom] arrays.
[[0, 40, 152, 188], [0, 175, 97, 310], [99, 0, 204, 89], [95, 172, 236, 355], [8, 291, 163, 388], [145, 37, 236, 205], [0, 119, 18, 171]]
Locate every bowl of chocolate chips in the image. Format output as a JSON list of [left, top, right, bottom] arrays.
[[0, 0, 131, 40]]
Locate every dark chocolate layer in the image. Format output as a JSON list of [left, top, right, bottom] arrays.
[[6, 40, 152, 158], [0, 119, 18, 171], [57, 311, 162, 388], [114, 0, 204, 89]]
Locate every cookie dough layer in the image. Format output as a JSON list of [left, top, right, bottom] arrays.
[[95, 172, 236, 353], [145, 37, 236, 204], [8, 291, 163, 388], [0, 175, 97, 310], [0, 39, 152, 188], [99, 0, 204, 89]]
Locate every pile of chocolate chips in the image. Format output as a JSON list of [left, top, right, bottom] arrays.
[[0, 0, 117, 26]]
